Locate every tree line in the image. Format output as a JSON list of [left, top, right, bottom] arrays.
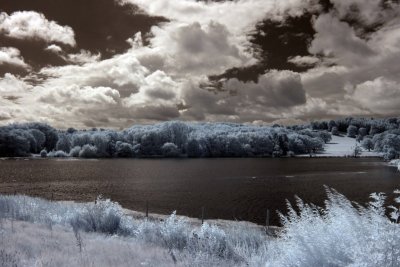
[[0, 121, 331, 158], [309, 117, 400, 160]]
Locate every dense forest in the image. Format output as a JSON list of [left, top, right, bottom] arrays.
[[0, 117, 399, 159]]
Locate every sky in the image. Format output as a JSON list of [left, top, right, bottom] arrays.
[[0, 0, 399, 129]]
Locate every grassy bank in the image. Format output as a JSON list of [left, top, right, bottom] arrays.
[[1, 188, 400, 266]]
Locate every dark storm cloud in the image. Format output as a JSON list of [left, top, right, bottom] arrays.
[[0, 0, 167, 73]]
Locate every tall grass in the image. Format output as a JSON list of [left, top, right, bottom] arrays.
[[1, 188, 400, 266]]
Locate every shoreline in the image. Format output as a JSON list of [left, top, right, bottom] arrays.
[[122, 207, 280, 235], [0, 193, 280, 234]]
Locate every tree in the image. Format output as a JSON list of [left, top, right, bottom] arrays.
[[359, 127, 367, 137], [328, 120, 337, 131], [347, 125, 358, 138], [69, 146, 81, 157], [92, 133, 111, 157], [161, 143, 180, 157], [318, 131, 332, 143], [30, 129, 46, 153], [72, 133, 91, 148], [67, 127, 77, 134], [353, 144, 362, 158], [331, 127, 339, 136], [0, 129, 30, 157], [187, 138, 202, 158], [56, 134, 71, 153], [288, 136, 306, 154], [369, 125, 379, 135], [79, 144, 98, 158], [361, 138, 374, 151], [114, 141, 134, 158], [27, 123, 58, 151]]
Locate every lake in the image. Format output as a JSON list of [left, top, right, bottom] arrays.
[[0, 157, 398, 225]]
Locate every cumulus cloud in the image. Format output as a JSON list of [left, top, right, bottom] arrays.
[[288, 56, 320, 67], [1, 0, 400, 127], [149, 21, 254, 76], [0, 47, 29, 69], [330, 0, 398, 27], [309, 13, 376, 66], [38, 85, 121, 106], [39, 53, 148, 96], [223, 70, 306, 108], [352, 77, 400, 115], [0, 11, 76, 46], [295, 1, 400, 119], [123, 0, 320, 34], [180, 70, 306, 122], [0, 73, 32, 95], [45, 44, 63, 54], [65, 50, 101, 65]]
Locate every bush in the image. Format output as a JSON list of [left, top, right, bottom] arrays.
[[40, 149, 47, 158], [70, 198, 124, 235], [79, 144, 98, 158], [69, 146, 81, 157], [114, 142, 134, 158], [161, 143, 180, 157], [53, 150, 68, 158]]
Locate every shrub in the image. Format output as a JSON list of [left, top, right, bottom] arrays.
[[40, 149, 47, 158], [69, 146, 81, 157], [79, 144, 98, 158], [70, 198, 124, 235], [54, 150, 69, 158], [161, 143, 180, 157], [114, 141, 134, 158]]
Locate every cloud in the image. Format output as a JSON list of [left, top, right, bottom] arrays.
[[223, 70, 306, 108], [123, 0, 320, 34], [65, 50, 101, 65], [0, 11, 76, 46], [0, 47, 29, 69], [0, 73, 32, 95], [149, 21, 254, 76], [352, 77, 400, 115], [39, 52, 149, 96], [45, 44, 63, 54], [309, 13, 375, 66], [38, 85, 121, 105], [2, 0, 400, 127], [181, 70, 306, 122], [330, 0, 397, 27], [288, 56, 320, 67], [296, 2, 400, 119], [45, 44, 100, 64]]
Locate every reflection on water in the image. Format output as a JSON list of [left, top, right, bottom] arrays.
[[0, 157, 397, 225]]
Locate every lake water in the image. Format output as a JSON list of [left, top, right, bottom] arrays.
[[0, 157, 398, 225]]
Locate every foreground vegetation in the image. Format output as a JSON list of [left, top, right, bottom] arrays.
[[1, 188, 400, 266]]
